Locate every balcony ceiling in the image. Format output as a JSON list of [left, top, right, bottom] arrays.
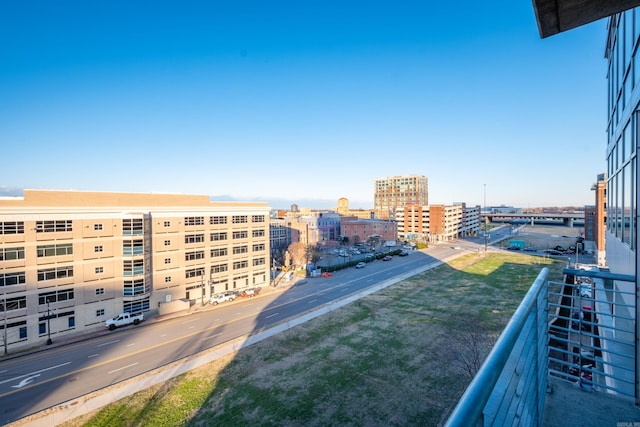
[[533, 0, 640, 38]]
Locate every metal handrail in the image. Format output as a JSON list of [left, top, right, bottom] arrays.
[[445, 268, 549, 426]]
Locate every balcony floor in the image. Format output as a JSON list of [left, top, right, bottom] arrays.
[[543, 377, 640, 426]]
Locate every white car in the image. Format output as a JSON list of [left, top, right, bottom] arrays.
[[355, 262, 366, 269], [210, 293, 232, 305]]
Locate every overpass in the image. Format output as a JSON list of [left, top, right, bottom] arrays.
[[482, 212, 584, 227]]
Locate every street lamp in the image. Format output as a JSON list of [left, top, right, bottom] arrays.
[[200, 274, 205, 306], [3, 294, 7, 354], [46, 302, 53, 345], [484, 184, 488, 252]]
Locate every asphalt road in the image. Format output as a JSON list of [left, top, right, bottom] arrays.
[[0, 246, 461, 425]]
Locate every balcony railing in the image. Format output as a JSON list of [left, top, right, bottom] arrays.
[[548, 267, 635, 399], [446, 268, 549, 426], [445, 265, 637, 427]]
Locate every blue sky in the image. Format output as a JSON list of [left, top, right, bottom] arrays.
[[0, 1, 608, 209]]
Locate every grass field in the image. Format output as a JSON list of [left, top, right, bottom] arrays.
[[63, 251, 565, 427]]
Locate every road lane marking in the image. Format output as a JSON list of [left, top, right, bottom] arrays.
[[0, 362, 71, 385], [11, 374, 40, 388], [126, 343, 136, 347], [108, 363, 138, 374], [97, 340, 120, 347], [307, 299, 318, 304], [202, 333, 223, 341], [0, 280, 378, 396], [88, 354, 99, 358], [181, 318, 200, 324], [160, 334, 167, 337], [340, 288, 349, 292]]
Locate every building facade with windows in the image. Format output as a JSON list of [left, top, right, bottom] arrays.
[[0, 189, 270, 352], [373, 175, 428, 220], [396, 203, 480, 243], [339, 217, 398, 246]]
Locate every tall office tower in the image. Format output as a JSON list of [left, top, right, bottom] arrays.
[[374, 175, 428, 220]]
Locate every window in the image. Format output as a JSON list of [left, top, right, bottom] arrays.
[[164, 258, 171, 264], [232, 231, 248, 239], [210, 216, 227, 225], [164, 240, 171, 246], [0, 247, 25, 261], [123, 240, 144, 255], [39, 323, 46, 335], [185, 216, 204, 226], [35, 220, 72, 233], [165, 276, 172, 283], [94, 224, 103, 231], [233, 245, 248, 254], [211, 248, 228, 257], [185, 250, 205, 261], [252, 229, 265, 238], [0, 221, 24, 234], [69, 316, 75, 328], [233, 260, 248, 270], [253, 257, 266, 266], [123, 298, 150, 314], [96, 288, 105, 295], [123, 218, 144, 235], [123, 259, 144, 276], [211, 263, 228, 274], [95, 245, 104, 253], [253, 243, 265, 252], [96, 309, 105, 316], [38, 288, 74, 305], [164, 221, 171, 227], [185, 234, 205, 244], [37, 266, 74, 281], [232, 215, 248, 224], [123, 279, 146, 296], [19, 326, 27, 339], [1, 272, 26, 287], [1, 296, 27, 311], [37, 243, 73, 257], [185, 267, 205, 278], [252, 215, 265, 223], [211, 232, 227, 241], [95, 267, 104, 274]]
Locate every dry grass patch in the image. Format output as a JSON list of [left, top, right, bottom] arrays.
[[64, 252, 564, 427]]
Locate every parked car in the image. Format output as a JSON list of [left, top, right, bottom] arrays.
[[543, 249, 563, 256], [223, 291, 238, 301], [322, 272, 332, 278], [210, 293, 233, 305], [241, 288, 258, 297], [105, 312, 143, 330], [382, 256, 392, 261], [355, 262, 366, 269], [399, 251, 409, 256]]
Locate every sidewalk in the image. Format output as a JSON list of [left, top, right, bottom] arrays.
[[2, 279, 300, 360]]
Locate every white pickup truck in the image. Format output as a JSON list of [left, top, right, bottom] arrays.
[[105, 312, 144, 330]]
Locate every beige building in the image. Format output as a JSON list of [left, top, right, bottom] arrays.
[[396, 203, 480, 243], [336, 197, 373, 219], [0, 190, 270, 352]]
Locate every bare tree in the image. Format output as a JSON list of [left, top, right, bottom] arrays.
[[439, 314, 499, 379], [287, 242, 307, 267]]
